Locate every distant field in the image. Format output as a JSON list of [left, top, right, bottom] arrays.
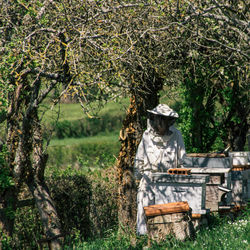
[[42, 99, 130, 169], [49, 132, 119, 147], [47, 132, 120, 169], [40, 98, 130, 123]]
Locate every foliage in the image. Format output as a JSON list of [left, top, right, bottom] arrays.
[[48, 113, 124, 139], [66, 209, 250, 249], [13, 206, 43, 250], [47, 169, 92, 239], [11, 165, 119, 249], [0, 0, 128, 241], [0, 0, 249, 246], [162, 0, 249, 152], [0, 145, 14, 193], [47, 133, 120, 168]]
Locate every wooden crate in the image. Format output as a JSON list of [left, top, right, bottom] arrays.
[[229, 151, 250, 204], [183, 155, 232, 168], [144, 201, 190, 217], [231, 168, 250, 204]]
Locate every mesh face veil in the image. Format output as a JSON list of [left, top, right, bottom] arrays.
[[148, 114, 176, 135]]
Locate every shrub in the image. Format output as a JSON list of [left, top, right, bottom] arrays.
[[44, 113, 124, 140], [12, 165, 119, 248]]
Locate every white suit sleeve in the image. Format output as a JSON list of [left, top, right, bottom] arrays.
[[177, 131, 186, 167]]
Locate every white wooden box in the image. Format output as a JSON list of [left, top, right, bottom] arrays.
[[190, 168, 232, 211], [229, 151, 250, 203], [229, 151, 250, 166], [183, 156, 232, 168], [151, 173, 209, 214]]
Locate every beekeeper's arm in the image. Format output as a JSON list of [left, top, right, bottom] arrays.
[[177, 131, 186, 167]]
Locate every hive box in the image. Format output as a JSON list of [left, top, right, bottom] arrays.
[[145, 202, 194, 243], [229, 151, 250, 166], [190, 168, 232, 211], [151, 173, 209, 215], [229, 151, 250, 203], [183, 155, 232, 168]]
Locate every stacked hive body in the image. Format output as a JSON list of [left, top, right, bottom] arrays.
[[151, 173, 209, 215], [229, 152, 250, 206], [183, 153, 233, 212], [190, 168, 232, 212], [142, 151, 249, 242], [144, 202, 194, 243]]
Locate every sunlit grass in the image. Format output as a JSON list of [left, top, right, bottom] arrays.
[[49, 131, 119, 147], [40, 98, 129, 123], [47, 131, 120, 168], [65, 210, 250, 249]]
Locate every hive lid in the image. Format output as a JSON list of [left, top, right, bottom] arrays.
[[144, 201, 190, 217], [187, 153, 226, 158], [190, 168, 231, 174], [152, 173, 210, 183]]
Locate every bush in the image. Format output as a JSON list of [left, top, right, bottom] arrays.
[[12, 166, 119, 249], [13, 206, 43, 249], [47, 173, 92, 239]]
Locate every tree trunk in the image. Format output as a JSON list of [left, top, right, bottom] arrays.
[[224, 82, 249, 152], [0, 86, 22, 240], [0, 187, 18, 239], [117, 75, 163, 234], [117, 96, 140, 233], [229, 117, 248, 151], [5, 85, 63, 249], [27, 181, 62, 249], [27, 111, 62, 249]]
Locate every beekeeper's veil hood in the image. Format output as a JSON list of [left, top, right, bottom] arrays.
[[147, 104, 179, 118]]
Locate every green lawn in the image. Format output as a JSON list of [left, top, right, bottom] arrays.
[[65, 210, 250, 250], [49, 132, 119, 147], [47, 132, 120, 169], [40, 98, 129, 123]]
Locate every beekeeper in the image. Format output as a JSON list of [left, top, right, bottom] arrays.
[[134, 104, 186, 235]]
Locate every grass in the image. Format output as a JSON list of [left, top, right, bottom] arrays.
[[43, 99, 129, 168], [40, 98, 129, 123], [47, 131, 120, 168], [65, 210, 250, 250], [49, 131, 119, 147], [39, 98, 129, 140]]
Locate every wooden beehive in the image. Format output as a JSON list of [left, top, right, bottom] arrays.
[[183, 153, 232, 168], [183, 153, 233, 212], [144, 201, 190, 217], [151, 173, 209, 215], [229, 151, 250, 205], [144, 202, 194, 243], [190, 168, 232, 212]]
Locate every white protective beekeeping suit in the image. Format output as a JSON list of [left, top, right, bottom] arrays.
[[134, 104, 186, 235]]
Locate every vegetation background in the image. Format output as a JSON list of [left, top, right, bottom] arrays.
[[1, 95, 249, 249], [0, 0, 249, 249]]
